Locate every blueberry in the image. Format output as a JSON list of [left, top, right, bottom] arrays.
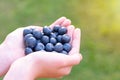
[[50, 37, 57, 45], [50, 33, 56, 38], [61, 50, 68, 55], [25, 37, 37, 48], [41, 35, 49, 45], [54, 43, 63, 52], [54, 32, 58, 36], [58, 27, 67, 35], [24, 34, 33, 41], [43, 26, 52, 35], [37, 40, 41, 43], [53, 25, 61, 32], [23, 26, 72, 54], [63, 43, 72, 52], [62, 34, 71, 43], [25, 47, 33, 55], [57, 35, 62, 42], [45, 43, 54, 52], [23, 28, 32, 36], [32, 29, 43, 39], [34, 42, 45, 51]]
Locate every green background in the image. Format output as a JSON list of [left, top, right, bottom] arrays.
[[0, 0, 120, 80]]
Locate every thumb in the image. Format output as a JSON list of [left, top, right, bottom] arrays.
[[60, 53, 83, 68]]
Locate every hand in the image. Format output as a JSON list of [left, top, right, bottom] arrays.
[[31, 26, 82, 78], [0, 17, 71, 76], [3, 25, 82, 80]]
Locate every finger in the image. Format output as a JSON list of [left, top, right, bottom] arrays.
[[60, 54, 82, 67], [61, 19, 71, 27], [69, 28, 81, 55], [50, 17, 66, 28], [58, 67, 72, 76], [67, 25, 75, 44]]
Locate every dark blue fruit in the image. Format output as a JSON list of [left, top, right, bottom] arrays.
[[25, 37, 37, 48], [24, 34, 33, 41], [54, 32, 58, 36], [63, 43, 72, 52], [53, 25, 61, 32], [43, 26, 52, 35], [62, 34, 71, 43], [61, 50, 68, 55], [58, 27, 67, 35], [23, 25, 72, 55], [41, 35, 49, 44], [45, 43, 54, 52], [23, 29, 32, 36], [57, 35, 62, 42], [32, 29, 43, 39], [34, 42, 45, 51], [50, 33, 57, 38], [25, 47, 33, 55], [54, 43, 63, 52], [50, 37, 57, 45], [37, 40, 41, 43]]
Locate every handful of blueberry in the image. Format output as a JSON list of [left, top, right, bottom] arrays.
[[23, 25, 72, 55]]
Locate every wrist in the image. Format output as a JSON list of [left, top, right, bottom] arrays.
[[1, 41, 25, 63], [3, 57, 35, 80], [0, 42, 14, 76], [1, 27, 25, 62]]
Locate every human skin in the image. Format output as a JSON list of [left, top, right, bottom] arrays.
[[3, 25, 82, 80], [0, 17, 71, 76]]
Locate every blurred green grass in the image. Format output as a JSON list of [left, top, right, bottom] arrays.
[[0, 0, 120, 80]]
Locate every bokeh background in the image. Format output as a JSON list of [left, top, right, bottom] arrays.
[[0, 0, 120, 80]]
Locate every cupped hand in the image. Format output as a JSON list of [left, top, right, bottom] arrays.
[[28, 26, 82, 78], [0, 17, 70, 76], [4, 25, 82, 79], [3, 17, 69, 60]]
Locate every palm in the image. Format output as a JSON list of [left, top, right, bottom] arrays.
[[25, 26, 81, 78], [2, 17, 81, 78]]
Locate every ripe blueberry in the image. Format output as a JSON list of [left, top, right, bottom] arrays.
[[37, 40, 41, 43], [50, 33, 57, 38], [32, 29, 43, 39], [58, 27, 67, 35], [50, 37, 57, 45], [57, 35, 62, 42], [63, 43, 72, 52], [62, 34, 71, 43], [25, 37, 37, 48], [23, 28, 32, 36], [54, 43, 63, 52], [45, 43, 54, 52], [34, 42, 45, 51], [54, 32, 58, 36], [24, 34, 33, 41], [43, 26, 52, 35], [41, 35, 49, 45], [25, 47, 33, 55], [61, 50, 68, 55], [53, 25, 61, 32]]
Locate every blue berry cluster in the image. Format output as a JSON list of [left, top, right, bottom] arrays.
[[23, 25, 72, 55]]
